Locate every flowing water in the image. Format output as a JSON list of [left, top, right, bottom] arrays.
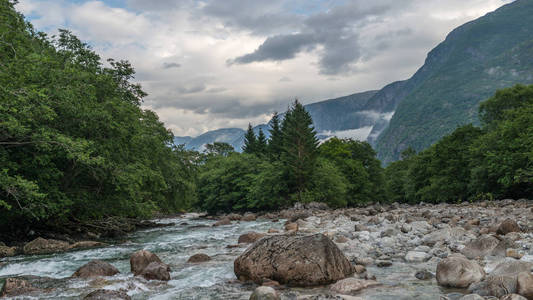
[[0, 214, 455, 299]]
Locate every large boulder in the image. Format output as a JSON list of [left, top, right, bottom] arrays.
[[329, 278, 380, 294], [130, 250, 163, 275], [249, 286, 279, 300], [234, 233, 354, 286], [139, 262, 171, 281], [0, 278, 37, 297], [72, 260, 120, 278], [461, 235, 500, 259], [468, 275, 518, 297], [23, 237, 69, 255], [517, 272, 533, 299], [423, 227, 466, 246], [436, 256, 485, 288], [83, 289, 131, 300], [498, 219, 521, 235], [501, 295, 528, 300], [238, 232, 266, 244], [491, 261, 533, 276]]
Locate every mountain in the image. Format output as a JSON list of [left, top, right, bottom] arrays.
[[376, 0, 533, 163], [176, 0, 533, 160]]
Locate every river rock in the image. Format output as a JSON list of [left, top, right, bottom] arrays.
[[238, 232, 265, 244], [498, 219, 521, 235], [415, 270, 433, 280], [285, 222, 298, 231], [214, 218, 231, 226], [23, 237, 69, 255], [329, 277, 380, 294], [242, 213, 257, 221], [491, 261, 533, 276], [501, 295, 528, 300], [405, 251, 431, 262], [187, 253, 211, 263], [0, 245, 17, 257], [72, 260, 120, 278], [227, 213, 242, 221], [461, 235, 500, 259], [0, 278, 37, 297], [249, 286, 279, 300], [139, 262, 171, 281], [234, 233, 354, 286], [83, 289, 131, 300], [69, 241, 108, 250], [458, 295, 484, 300], [130, 250, 164, 275], [517, 271, 533, 299], [468, 275, 517, 297], [436, 256, 485, 288]]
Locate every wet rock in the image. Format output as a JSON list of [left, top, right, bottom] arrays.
[[83, 289, 131, 300], [405, 251, 431, 263], [415, 270, 434, 280], [376, 260, 392, 267], [242, 213, 257, 222], [498, 219, 521, 235], [238, 232, 266, 244], [23, 237, 69, 255], [72, 260, 120, 278], [354, 265, 366, 274], [234, 233, 354, 286], [491, 261, 533, 276], [285, 222, 298, 231], [329, 277, 380, 294], [436, 256, 485, 288], [0, 245, 17, 257], [458, 295, 484, 300], [139, 261, 171, 281], [249, 286, 279, 300], [69, 241, 108, 250], [130, 250, 164, 275], [187, 253, 211, 263], [0, 278, 37, 297], [461, 235, 500, 259], [268, 228, 279, 233], [517, 272, 533, 299], [468, 275, 517, 297], [226, 213, 242, 221], [507, 249, 525, 259], [213, 218, 231, 226], [354, 257, 373, 266]]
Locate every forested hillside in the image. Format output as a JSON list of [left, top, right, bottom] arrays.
[[0, 1, 196, 237]]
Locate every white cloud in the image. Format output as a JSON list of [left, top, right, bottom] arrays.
[[16, 0, 514, 136]]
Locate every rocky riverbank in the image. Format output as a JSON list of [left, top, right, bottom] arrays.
[[0, 200, 532, 299]]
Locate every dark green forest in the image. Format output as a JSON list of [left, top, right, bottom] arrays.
[[1, 1, 532, 236]]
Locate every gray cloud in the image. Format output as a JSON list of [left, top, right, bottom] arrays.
[[163, 62, 181, 69]]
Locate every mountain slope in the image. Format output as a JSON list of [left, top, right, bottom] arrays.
[[376, 0, 533, 163]]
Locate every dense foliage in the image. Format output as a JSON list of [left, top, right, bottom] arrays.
[[385, 84, 533, 203], [0, 1, 196, 234]]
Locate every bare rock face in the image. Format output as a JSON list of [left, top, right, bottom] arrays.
[[329, 277, 380, 294], [139, 262, 171, 281], [234, 233, 354, 287], [238, 232, 266, 244], [436, 256, 485, 288], [517, 272, 533, 299], [130, 250, 163, 275], [498, 219, 521, 235], [0, 278, 37, 297], [249, 286, 279, 300], [23, 237, 69, 255], [461, 235, 500, 259], [72, 260, 120, 278], [83, 289, 131, 300], [187, 253, 211, 263]]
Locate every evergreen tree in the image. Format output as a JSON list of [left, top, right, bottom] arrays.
[[242, 123, 257, 154], [256, 129, 267, 154], [281, 99, 319, 202], [268, 112, 283, 159]]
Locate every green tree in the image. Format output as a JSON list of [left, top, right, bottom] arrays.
[[242, 123, 257, 154], [268, 112, 283, 160], [205, 142, 234, 157], [281, 99, 319, 202], [256, 129, 267, 154]]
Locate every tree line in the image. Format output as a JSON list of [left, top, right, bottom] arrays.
[[1, 0, 532, 236]]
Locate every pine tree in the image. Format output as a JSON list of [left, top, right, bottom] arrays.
[[257, 129, 267, 154], [242, 123, 257, 154], [281, 99, 319, 202], [268, 112, 283, 159]]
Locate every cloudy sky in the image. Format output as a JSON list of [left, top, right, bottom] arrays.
[[17, 0, 512, 137]]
